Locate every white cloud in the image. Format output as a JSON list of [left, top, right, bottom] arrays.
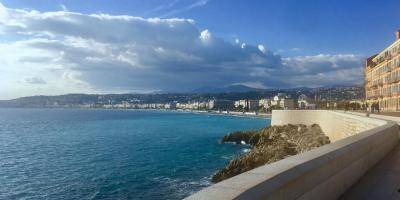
[[275, 54, 363, 87], [0, 3, 363, 99], [199, 29, 211, 42], [24, 77, 46, 84], [60, 4, 68, 12], [282, 54, 362, 74], [258, 44, 266, 54]]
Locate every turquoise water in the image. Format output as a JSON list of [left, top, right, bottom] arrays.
[[0, 108, 270, 200]]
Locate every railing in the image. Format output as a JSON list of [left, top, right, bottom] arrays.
[[367, 61, 378, 68], [374, 50, 400, 66], [369, 84, 378, 89]]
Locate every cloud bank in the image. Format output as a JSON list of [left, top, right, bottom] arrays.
[[0, 3, 363, 99]]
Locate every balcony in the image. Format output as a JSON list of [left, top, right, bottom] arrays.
[[376, 57, 385, 65], [391, 78, 400, 83], [367, 61, 377, 68], [369, 84, 378, 89]]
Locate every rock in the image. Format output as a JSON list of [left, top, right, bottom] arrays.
[[212, 124, 330, 183], [221, 130, 258, 145]]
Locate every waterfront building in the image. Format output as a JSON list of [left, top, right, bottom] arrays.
[[188, 101, 197, 110], [234, 100, 247, 108], [271, 93, 286, 106], [271, 93, 295, 109], [115, 101, 132, 109], [298, 94, 315, 109], [280, 98, 295, 109], [365, 30, 400, 111], [234, 99, 258, 111], [248, 100, 259, 111], [198, 102, 208, 109], [259, 98, 271, 109], [208, 100, 215, 110], [176, 103, 184, 109], [298, 94, 309, 109], [164, 102, 176, 109]]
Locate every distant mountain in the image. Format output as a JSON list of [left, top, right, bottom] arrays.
[[192, 85, 266, 93]]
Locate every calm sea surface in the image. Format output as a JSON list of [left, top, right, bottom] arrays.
[[0, 108, 270, 200]]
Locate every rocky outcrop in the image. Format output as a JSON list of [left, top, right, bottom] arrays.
[[212, 124, 330, 183], [221, 130, 258, 145]]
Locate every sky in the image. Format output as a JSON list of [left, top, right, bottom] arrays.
[[0, 0, 399, 100]]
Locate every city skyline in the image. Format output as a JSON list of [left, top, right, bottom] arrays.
[[0, 0, 399, 99]]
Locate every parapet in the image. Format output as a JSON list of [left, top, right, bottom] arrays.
[[186, 110, 399, 200]]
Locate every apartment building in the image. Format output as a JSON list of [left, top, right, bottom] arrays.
[[271, 93, 295, 109], [365, 30, 400, 111], [234, 99, 259, 111]]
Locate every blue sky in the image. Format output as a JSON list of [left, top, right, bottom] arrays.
[[0, 0, 399, 99], [3, 0, 400, 56]]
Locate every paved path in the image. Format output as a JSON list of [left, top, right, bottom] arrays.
[[340, 143, 400, 200]]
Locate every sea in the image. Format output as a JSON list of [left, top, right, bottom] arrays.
[[0, 108, 270, 200]]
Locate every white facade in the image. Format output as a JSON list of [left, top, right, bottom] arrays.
[[234, 99, 259, 110], [259, 98, 271, 109], [271, 93, 294, 109]]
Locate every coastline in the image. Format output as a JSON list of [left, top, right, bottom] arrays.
[[165, 109, 271, 119], [0, 107, 271, 119]]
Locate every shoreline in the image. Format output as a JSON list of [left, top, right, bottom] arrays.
[[0, 107, 271, 119], [171, 109, 271, 119]]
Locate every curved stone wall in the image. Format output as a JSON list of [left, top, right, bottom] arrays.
[[186, 110, 399, 200], [271, 110, 385, 142]]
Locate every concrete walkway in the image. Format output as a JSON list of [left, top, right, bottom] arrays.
[[340, 143, 400, 200]]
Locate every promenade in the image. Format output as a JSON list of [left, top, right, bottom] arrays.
[[340, 144, 400, 199], [340, 111, 400, 199], [187, 110, 399, 200]]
